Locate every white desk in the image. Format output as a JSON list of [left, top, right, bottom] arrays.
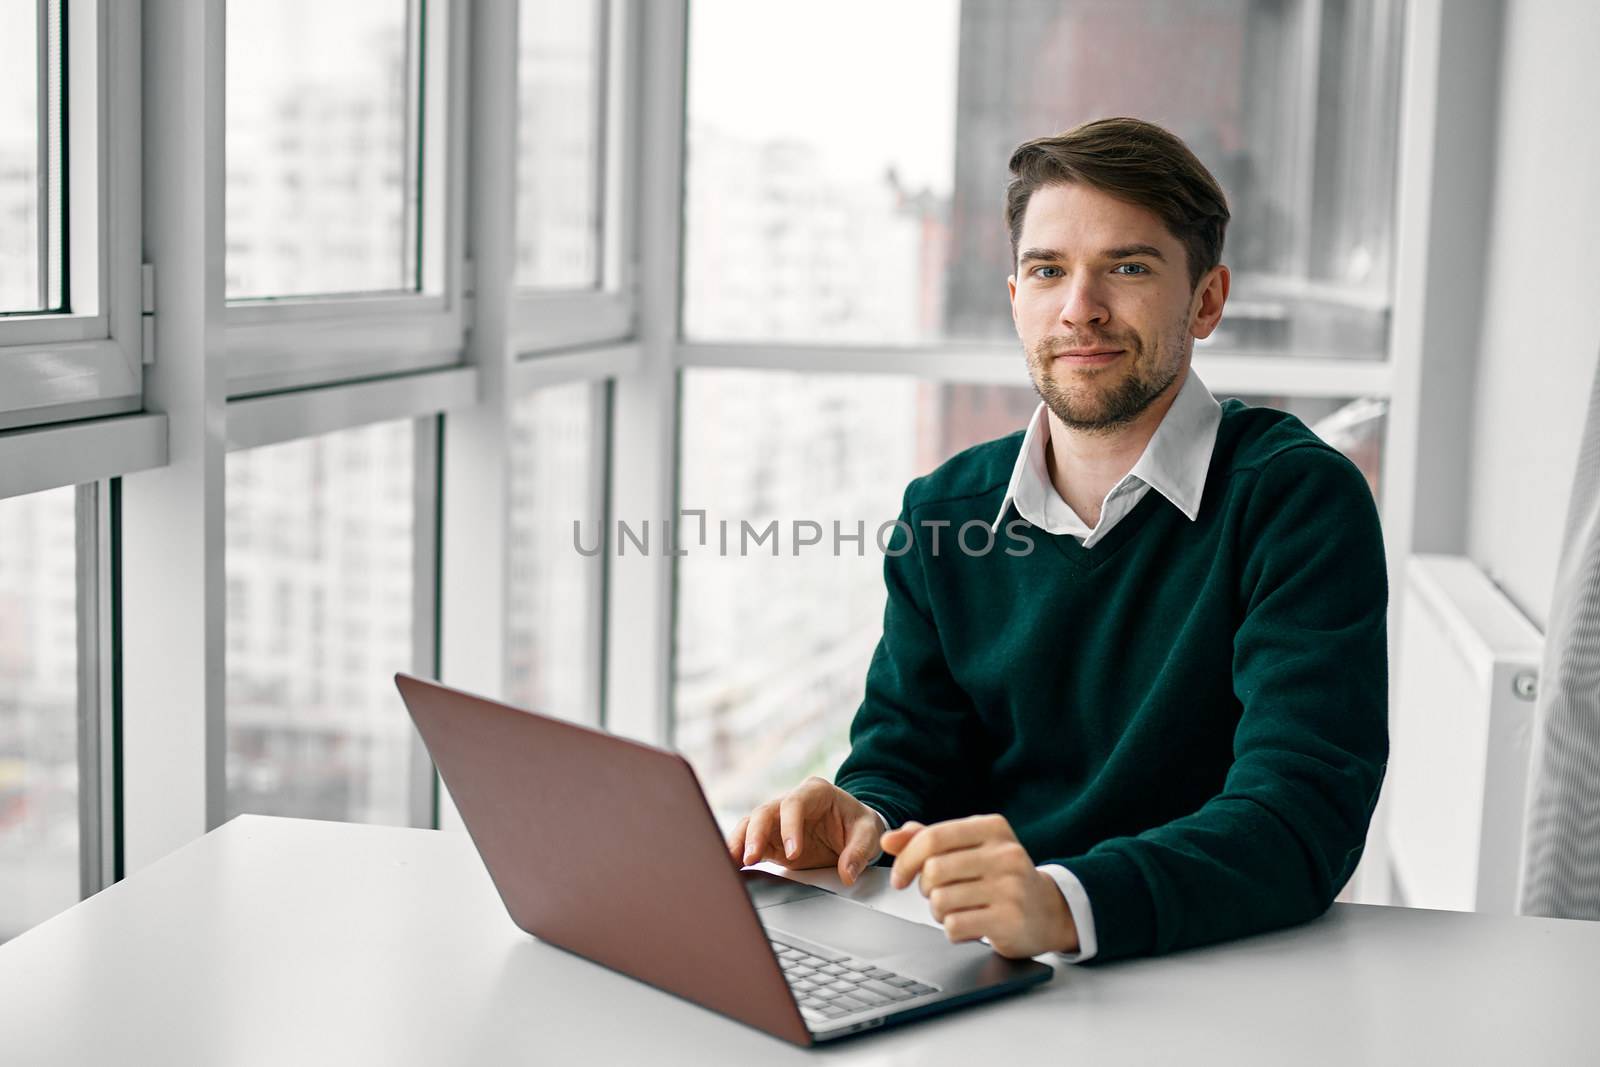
[[1, 816, 1595, 1065]]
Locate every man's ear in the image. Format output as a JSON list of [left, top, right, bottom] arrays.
[[1190, 264, 1231, 340], [1007, 275, 1019, 327]]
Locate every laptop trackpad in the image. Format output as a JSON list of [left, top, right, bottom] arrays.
[[762, 895, 943, 959]]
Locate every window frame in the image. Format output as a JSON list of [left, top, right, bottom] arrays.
[[509, 0, 638, 356], [0, 0, 144, 432], [221, 0, 468, 398]]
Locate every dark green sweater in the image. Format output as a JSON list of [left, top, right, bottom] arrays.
[[835, 400, 1388, 962]]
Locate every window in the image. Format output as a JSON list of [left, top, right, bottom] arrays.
[[0, 486, 78, 942], [226, 0, 420, 300], [509, 0, 633, 354], [225, 420, 421, 825], [674, 370, 926, 815], [222, 0, 463, 398], [683, 0, 1404, 358], [0, 0, 142, 432], [506, 382, 607, 721], [0, 0, 64, 314], [515, 0, 607, 291], [674, 368, 1385, 814]]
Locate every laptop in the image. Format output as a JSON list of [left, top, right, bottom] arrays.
[[394, 673, 1054, 1047]]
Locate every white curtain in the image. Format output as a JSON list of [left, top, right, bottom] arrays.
[[1519, 350, 1600, 920]]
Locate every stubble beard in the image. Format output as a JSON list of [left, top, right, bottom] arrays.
[[1027, 323, 1189, 437]]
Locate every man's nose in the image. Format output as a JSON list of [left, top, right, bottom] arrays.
[[1057, 273, 1110, 329]]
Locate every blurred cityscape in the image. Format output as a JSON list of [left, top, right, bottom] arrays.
[[225, 0, 412, 299], [0, 489, 77, 943], [224, 422, 418, 826], [0, 0, 1397, 939]]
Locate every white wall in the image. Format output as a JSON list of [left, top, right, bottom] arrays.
[[1465, 0, 1600, 630]]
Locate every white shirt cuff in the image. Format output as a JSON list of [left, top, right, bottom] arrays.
[[1038, 863, 1098, 963]]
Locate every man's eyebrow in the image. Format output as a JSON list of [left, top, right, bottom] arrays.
[[1017, 244, 1167, 264], [1103, 243, 1167, 261]]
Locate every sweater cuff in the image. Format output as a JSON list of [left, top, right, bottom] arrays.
[[864, 806, 890, 865], [1053, 848, 1157, 961], [1038, 864, 1099, 963]]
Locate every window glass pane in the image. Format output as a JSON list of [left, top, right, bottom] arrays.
[[0, 486, 79, 943], [675, 371, 925, 816], [507, 383, 605, 719], [674, 369, 1385, 815], [516, 0, 605, 290], [226, 420, 418, 825], [226, 0, 417, 301], [0, 0, 63, 314], [684, 0, 1404, 358]]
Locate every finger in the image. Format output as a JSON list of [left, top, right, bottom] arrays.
[[926, 813, 1010, 852], [928, 879, 991, 922], [743, 803, 779, 865], [778, 789, 811, 862], [890, 814, 1010, 889], [916, 846, 988, 893], [726, 816, 750, 862], [941, 907, 991, 944], [880, 820, 924, 856], [836, 813, 881, 886], [888, 822, 937, 890]]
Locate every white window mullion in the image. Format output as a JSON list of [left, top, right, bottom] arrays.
[[433, 0, 521, 832], [118, 0, 227, 874], [410, 414, 443, 829], [74, 480, 116, 894], [602, 0, 685, 748]]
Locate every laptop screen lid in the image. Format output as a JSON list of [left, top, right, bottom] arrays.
[[393, 672, 811, 1046]]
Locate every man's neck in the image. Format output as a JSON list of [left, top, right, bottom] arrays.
[[1045, 366, 1189, 528]]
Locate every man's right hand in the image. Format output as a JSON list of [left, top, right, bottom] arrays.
[[725, 776, 884, 887]]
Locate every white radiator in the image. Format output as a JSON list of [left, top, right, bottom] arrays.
[[1387, 554, 1543, 913]]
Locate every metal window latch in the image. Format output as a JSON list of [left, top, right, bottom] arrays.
[[1512, 671, 1538, 702], [140, 263, 156, 365], [459, 258, 476, 330]]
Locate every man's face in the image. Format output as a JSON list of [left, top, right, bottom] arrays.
[[1008, 181, 1224, 435]]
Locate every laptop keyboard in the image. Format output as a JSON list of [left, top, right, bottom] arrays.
[[768, 937, 941, 1023]]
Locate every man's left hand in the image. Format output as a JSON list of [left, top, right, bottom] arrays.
[[880, 814, 1078, 959]]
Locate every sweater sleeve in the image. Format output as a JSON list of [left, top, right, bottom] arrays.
[[833, 489, 992, 836], [1045, 445, 1390, 961]]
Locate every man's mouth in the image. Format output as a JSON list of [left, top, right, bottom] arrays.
[[1051, 348, 1124, 367]]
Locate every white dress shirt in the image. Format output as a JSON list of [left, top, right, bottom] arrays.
[[862, 369, 1222, 963]]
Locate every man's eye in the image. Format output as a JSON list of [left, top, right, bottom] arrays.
[[1113, 263, 1149, 275], [1033, 266, 1062, 278]]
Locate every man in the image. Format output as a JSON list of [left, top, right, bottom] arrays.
[[726, 117, 1388, 963]]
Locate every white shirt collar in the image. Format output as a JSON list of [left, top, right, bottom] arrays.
[[991, 369, 1223, 535]]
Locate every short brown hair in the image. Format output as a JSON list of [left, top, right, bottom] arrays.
[[1005, 117, 1230, 292]]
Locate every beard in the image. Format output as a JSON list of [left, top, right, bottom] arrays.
[[1026, 322, 1188, 436]]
